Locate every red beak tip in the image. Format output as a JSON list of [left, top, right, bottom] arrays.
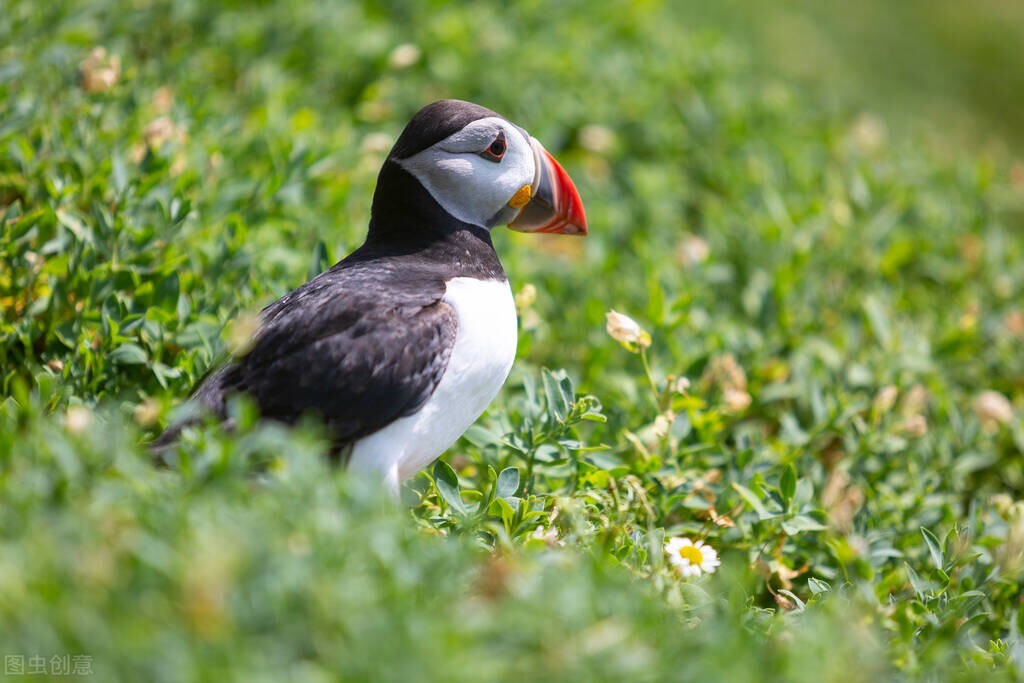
[[513, 143, 589, 236], [572, 210, 588, 236]]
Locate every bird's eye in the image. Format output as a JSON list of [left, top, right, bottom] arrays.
[[480, 131, 506, 162]]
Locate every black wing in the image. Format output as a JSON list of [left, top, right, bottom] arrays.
[[178, 263, 457, 447]]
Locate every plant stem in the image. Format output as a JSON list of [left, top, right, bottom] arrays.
[[639, 347, 660, 404]]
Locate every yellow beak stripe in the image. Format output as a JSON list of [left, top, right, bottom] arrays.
[[507, 184, 532, 209]]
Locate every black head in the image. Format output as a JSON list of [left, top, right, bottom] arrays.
[[368, 99, 587, 242], [388, 100, 503, 160]]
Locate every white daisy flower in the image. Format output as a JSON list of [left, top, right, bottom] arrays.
[[665, 536, 721, 578]]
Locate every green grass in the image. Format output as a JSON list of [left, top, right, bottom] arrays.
[[3, 1, 1024, 680]]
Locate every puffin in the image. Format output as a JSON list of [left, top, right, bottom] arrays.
[[155, 99, 587, 493]]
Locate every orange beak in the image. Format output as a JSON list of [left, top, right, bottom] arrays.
[[508, 138, 587, 236]]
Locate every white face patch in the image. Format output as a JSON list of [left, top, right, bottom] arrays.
[[397, 117, 536, 229]]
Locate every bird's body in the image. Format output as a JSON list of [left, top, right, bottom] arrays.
[[349, 274, 517, 491], [156, 100, 586, 493]]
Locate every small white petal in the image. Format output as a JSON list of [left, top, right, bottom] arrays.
[[606, 310, 644, 344]]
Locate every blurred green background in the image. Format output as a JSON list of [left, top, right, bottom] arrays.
[[682, 0, 1024, 158]]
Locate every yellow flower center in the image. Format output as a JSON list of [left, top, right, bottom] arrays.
[[678, 545, 704, 565]]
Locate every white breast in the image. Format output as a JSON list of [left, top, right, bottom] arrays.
[[347, 277, 518, 494]]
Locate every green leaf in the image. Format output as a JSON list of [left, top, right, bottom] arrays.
[[521, 373, 540, 419], [578, 395, 607, 423], [904, 562, 928, 600], [781, 515, 828, 535], [169, 197, 191, 226], [863, 296, 891, 348], [731, 482, 767, 516], [433, 461, 464, 513], [778, 589, 805, 611], [496, 467, 520, 499], [462, 425, 503, 448], [111, 151, 128, 194], [808, 577, 831, 595], [151, 362, 182, 389], [558, 373, 575, 414], [154, 272, 180, 309], [779, 464, 797, 506], [488, 497, 516, 528], [778, 413, 809, 446], [542, 368, 571, 424], [109, 343, 148, 366], [921, 527, 944, 571]]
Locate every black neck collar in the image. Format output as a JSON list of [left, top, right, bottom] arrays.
[[353, 159, 507, 281]]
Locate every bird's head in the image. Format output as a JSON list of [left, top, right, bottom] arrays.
[[378, 100, 587, 236]]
